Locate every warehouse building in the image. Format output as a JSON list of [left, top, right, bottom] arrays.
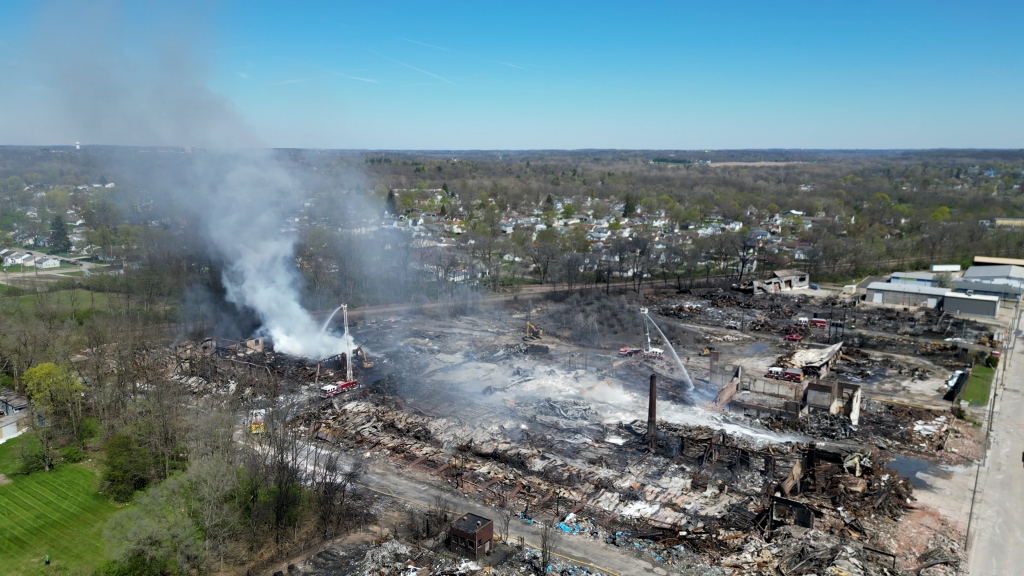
[[942, 292, 1001, 319], [890, 271, 937, 286], [865, 282, 950, 308], [953, 265, 1024, 301], [953, 279, 1024, 301]]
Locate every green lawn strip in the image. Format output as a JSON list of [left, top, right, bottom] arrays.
[[962, 365, 995, 406], [0, 439, 22, 474], [0, 438, 120, 575], [0, 475, 115, 573], [0, 289, 113, 314], [21, 477, 107, 528], [3, 486, 76, 534]]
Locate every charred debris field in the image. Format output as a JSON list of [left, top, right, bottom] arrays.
[[173, 287, 989, 575]]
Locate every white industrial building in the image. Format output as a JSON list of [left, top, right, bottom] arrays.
[[953, 265, 1024, 301], [865, 282, 949, 308]]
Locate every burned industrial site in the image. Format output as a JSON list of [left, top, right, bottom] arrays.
[[3, 3, 1024, 575], [153, 281, 997, 576]]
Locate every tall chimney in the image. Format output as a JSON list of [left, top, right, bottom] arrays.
[[647, 373, 657, 440]]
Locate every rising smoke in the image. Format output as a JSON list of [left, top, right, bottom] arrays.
[[22, 2, 352, 359]]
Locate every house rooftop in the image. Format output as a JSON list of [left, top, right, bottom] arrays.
[[452, 513, 492, 533]]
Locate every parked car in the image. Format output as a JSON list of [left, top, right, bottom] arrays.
[[784, 333, 803, 341]]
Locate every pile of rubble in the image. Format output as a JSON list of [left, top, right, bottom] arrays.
[[296, 394, 948, 573]]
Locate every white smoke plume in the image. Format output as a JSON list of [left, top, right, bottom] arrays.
[[14, 2, 352, 359], [192, 152, 351, 359]]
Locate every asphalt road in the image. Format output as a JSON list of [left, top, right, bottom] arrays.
[[966, 303, 1023, 575]]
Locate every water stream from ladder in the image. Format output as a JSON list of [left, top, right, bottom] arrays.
[[321, 305, 343, 333], [644, 312, 695, 390]]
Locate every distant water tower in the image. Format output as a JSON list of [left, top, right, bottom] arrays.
[[75, 142, 80, 150]]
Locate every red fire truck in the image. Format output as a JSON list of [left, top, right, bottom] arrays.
[[320, 381, 359, 399]]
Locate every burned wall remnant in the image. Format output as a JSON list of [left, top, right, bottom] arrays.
[[737, 270, 810, 294]]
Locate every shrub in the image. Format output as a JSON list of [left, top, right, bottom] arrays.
[[61, 444, 85, 463], [79, 417, 101, 441]]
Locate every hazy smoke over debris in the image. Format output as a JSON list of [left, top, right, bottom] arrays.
[[30, 1, 350, 359]]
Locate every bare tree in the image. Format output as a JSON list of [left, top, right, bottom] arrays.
[[500, 508, 514, 543], [540, 522, 554, 574]]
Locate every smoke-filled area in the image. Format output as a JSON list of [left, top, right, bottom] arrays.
[[20, 2, 366, 358]]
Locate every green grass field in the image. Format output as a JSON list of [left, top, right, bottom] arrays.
[[0, 289, 114, 314], [962, 364, 996, 406], [0, 436, 121, 575]]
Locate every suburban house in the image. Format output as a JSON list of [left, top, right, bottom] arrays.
[[3, 252, 34, 267], [0, 411, 30, 443], [36, 257, 61, 269], [0, 391, 29, 416]]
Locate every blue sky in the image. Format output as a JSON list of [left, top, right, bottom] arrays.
[[1, 1, 1022, 149]]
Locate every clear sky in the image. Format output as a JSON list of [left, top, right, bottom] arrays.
[[0, 0, 1021, 150]]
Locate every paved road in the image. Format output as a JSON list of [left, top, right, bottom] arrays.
[[966, 303, 1023, 575], [0, 260, 101, 285]]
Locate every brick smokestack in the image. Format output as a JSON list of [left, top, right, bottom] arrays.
[[647, 373, 657, 440]]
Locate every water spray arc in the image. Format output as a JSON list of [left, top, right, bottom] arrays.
[[321, 305, 343, 334], [641, 307, 695, 390]]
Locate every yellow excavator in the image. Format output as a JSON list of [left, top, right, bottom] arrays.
[[353, 347, 374, 370], [525, 321, 543, 340], [699, 346, 716, 357]]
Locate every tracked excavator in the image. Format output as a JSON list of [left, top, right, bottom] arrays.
[[353, 346, 374, 370], [525, 321, 543, 340]]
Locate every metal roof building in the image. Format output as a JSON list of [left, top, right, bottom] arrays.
[[963, 265, 1024, 280], [955, 265, 1024, 300], [865, 282, 950, 308], [943, 292, 1000, 319]]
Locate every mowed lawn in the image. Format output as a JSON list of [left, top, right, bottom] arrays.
[[962, 364, 996, 406], [0, 289, 114, 314], [0, 436, 121, 575]]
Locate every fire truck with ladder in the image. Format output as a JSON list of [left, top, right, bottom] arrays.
[[321, 304, 361, 399]]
